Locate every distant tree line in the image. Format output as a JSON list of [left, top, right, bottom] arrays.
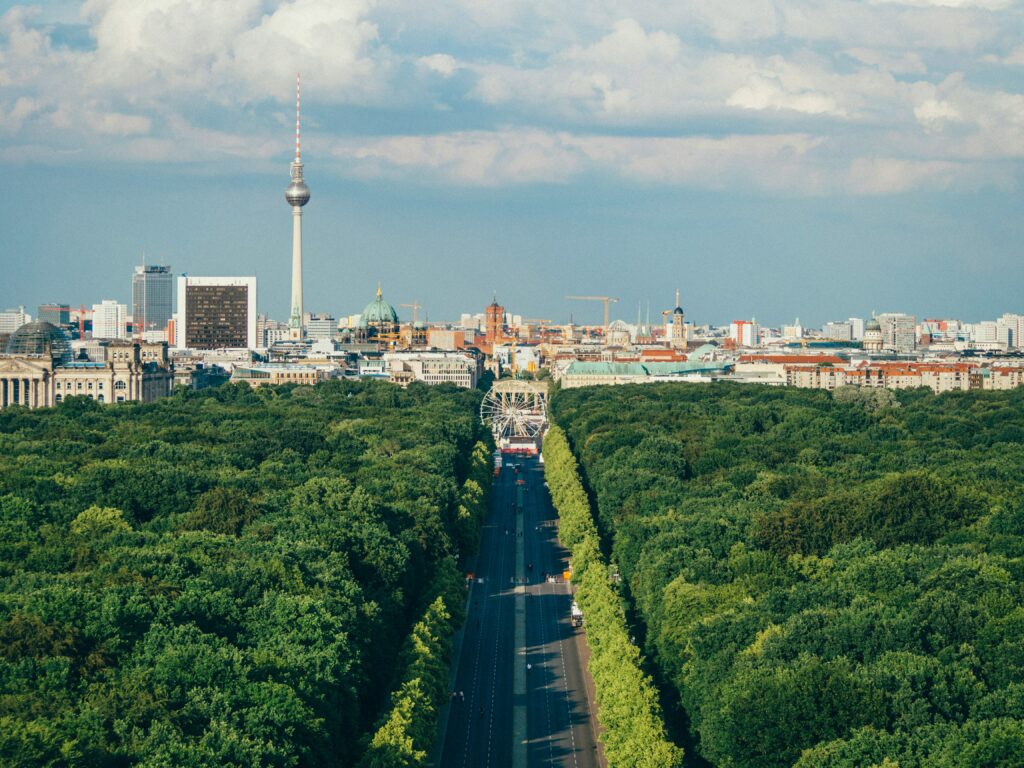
[[552, 383, 1024, 768], [0, 380, 488, 767]]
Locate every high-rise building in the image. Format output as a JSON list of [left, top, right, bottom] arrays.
[[37, 304, 70, 326], [132, 265, 174, 338], [999, 313, 1024, 349], [730, 319, 759, 347], [176, 276, 257, 350], [0, 306, 31, 334], [91, 300, 127, 339], [285, 74, 311, 341], [878, 313, 916, 353], [848, 317, 865, 340]]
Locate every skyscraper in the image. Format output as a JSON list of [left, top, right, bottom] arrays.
[[176, 276, 257, 350], [132, 265, 173, 339], [284, 73, 311, 341]]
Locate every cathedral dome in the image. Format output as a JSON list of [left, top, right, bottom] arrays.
[[359, 286, 399, 328], [5, 321, 73, 365], [866, 318, 881, 332]]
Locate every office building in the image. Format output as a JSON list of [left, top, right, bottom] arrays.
[[878, 313, 916, 353], [305, 314, 336, 341], [92, 300, 127, 340], [730, 319, 759, 347], [822, 321, 853, 341], [176, 276, 257, 350], [37, 304, 70, 326], [0, 307, 30, 334], [132, 265, 174, 338]]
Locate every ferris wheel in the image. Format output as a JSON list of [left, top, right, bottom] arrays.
[[480, 380, 549, 443]]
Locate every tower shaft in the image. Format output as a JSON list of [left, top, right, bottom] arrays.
[[289, 206, 303, 338]]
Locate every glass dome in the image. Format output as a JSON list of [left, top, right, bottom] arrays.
[[5, 321, 73, 365]]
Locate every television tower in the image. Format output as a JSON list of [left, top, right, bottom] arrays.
[[285, 73, 310, 340]]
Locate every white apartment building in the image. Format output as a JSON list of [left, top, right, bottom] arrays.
[[0, 307, 31, 334], [91, 300, 127, 339]]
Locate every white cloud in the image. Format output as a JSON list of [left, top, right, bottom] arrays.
[[0, 0, 1022, 195], [418, 53, 460, 77]]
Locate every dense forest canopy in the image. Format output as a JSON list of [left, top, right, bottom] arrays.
[[553, 383, 1024, 768], [0, 381, 487, 767]]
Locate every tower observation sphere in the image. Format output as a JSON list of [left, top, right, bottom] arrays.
[[285, 177, 310, 207]]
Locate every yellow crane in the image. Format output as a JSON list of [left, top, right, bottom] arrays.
[[399, 300, 422, 325], [523, 318, 553, 344], [565, 296, 620, 330]]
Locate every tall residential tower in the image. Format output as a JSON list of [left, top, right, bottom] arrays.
[[284, 73, 311, 340]]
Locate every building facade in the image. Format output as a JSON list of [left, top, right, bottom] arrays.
[[92, 300, 127, 339], [0, 307, 30, 334], [0, 323, 173, 409], [37, 304, 70, 326], [176, 276, 257, 350], [878, 313, 917, 353], [132, 265, 174, 338], [384, 351, 479, 388]]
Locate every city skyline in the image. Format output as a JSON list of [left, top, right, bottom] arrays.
[[1, 1, 1023, 326]]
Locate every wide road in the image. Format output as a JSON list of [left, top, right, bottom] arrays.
[[439, 455, 601, 768]]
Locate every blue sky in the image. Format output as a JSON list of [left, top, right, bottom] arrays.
[[1, 0, 1022, 327]]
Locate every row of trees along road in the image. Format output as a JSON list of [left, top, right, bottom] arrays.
[[552, 383, 1024, 768], [0, 381, 488, 767], [544, 426, 684, 768]]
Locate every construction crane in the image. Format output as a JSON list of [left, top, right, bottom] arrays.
[[399, 301, 422, 325], [565, 296, 619, 330], [524, 318, 553, 345]]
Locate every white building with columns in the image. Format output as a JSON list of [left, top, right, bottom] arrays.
[[0, 322, 173, 409]]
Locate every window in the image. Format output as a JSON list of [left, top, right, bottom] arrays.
[[97, 395, 104, 403], [115, 381, 127, 391], [116, 396, 125, 402], [88, 382, 93, 390], [55, 395, 62, 403]]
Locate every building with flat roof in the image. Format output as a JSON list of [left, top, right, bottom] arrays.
[[176, 276, 257, 350], [132, 265, 174, 339]]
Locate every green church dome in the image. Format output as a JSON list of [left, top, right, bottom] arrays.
[[359, 285, 399, 328]]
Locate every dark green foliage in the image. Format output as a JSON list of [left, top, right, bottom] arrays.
[[552, 383, 1024, 768], [0, 380, 488, 767]]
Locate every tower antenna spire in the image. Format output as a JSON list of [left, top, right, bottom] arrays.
[[295, 72, 301, 163]]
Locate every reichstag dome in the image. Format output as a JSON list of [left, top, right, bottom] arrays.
[[5, 321, 73, 365]]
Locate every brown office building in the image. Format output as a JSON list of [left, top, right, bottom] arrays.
[[176, 276, 256, 350]]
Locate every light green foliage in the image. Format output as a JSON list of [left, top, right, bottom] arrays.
[[358, 560, 466, 768], [0, 380, 488, 766], [552, 383, 1024, 768], [544, 427, 684, 768]]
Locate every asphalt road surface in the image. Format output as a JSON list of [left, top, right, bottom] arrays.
[[439, 455, 601, 768]]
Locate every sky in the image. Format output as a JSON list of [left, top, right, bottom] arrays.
[[0, 0, 1022, 328]]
